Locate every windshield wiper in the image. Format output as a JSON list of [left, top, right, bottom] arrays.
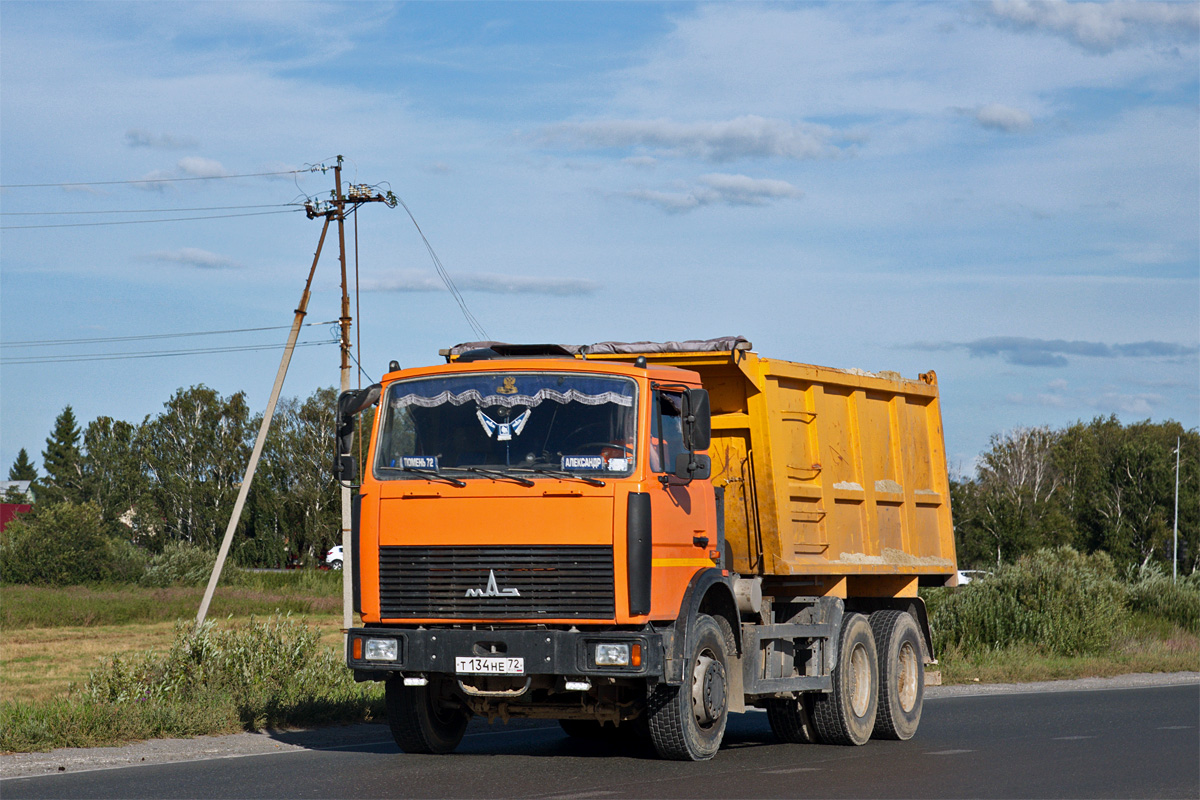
[[378, 466, 466, 487], [511, 467, 606, 487], [462, 466, 535, 487]]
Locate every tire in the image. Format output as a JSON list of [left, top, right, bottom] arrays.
[[766, 693, 820, 744], [385, 677, 470, 754], [330, 559, 342, 570], [810, 612, 878, 746], [869, 610, 924, 740], [647, 614, 733, 761]]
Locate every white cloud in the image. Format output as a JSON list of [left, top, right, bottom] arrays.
[[983, 1, 1200, 53], [1095, 391, 1163, 415], [143, 248, 239, 269], [626, 173, 801, 213], [537, 115, 848, 162], [177, 157, 229, 178], [131, 169, 176, 192], [973, 103, 1034, 132], [361, 271, 600, 296]]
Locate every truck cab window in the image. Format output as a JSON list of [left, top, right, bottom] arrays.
[[651, 391, 685, 474]]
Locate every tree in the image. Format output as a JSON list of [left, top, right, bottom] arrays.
[[5, 448, 37, 502], [1056, 417, 1199, 572], [8, 448, 37, 482], [138, 386, 252, 549], [81, 416, 148, 536], [952, 427, 1075, 568], [0, 501, 144, 585], [244, 387, 341, 566], [39, 406, 83, 506]]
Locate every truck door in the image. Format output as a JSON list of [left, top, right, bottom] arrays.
[[648, 389, 714, 619]]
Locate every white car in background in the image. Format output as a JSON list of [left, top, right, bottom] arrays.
[[956, 569, 992, 585], [325, 545, 344, 570]]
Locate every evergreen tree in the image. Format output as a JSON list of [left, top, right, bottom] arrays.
[[8, 448, 37, 482], [40, 407, 83, 506]]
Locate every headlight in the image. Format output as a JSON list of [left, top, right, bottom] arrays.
[[594, 643, 631, 666], [364, 638, 399, 661]]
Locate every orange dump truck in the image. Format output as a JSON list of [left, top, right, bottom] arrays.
[[338, 337, 956, 760]]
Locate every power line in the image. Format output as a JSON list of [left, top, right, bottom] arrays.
[[2, 320, 339, 349], [0, 168, 316, 189], [1, 209, 301, 230], [393, 194, 489, 340], [1, 340, 335, 366], [1, 203, 300, 216], [347, 347, 377, 386]]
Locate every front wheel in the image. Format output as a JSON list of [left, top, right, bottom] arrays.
[[385, 677, 471, 754], [329, 559, 342, 570], [646, 614, 733, 761]]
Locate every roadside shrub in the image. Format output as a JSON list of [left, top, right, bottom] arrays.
[[139, 541, 220, 587], [0, 502, 145, 586], [930, 547, 1129, 656], [81, 615, 380, 730], [1125, 562, 1200, 633]]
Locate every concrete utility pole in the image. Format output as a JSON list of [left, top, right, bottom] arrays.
[[196, 155, 394, 631], [1174, 436, 1180, 583], [327, 156, 394, 631]]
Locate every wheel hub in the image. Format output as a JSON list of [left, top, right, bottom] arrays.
[[692, 654, 726, 726]]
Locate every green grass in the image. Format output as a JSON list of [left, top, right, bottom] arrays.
[[0, 572, 344, 629], [935, 619, 1199, 685]]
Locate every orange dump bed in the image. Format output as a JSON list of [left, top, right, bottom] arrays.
[[592, 347, 957, 585]]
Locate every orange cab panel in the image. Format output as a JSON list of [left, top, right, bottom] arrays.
[[374, 492, 617, 624]]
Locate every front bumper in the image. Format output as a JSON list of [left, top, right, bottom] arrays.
[[346, 626, 664, 681]]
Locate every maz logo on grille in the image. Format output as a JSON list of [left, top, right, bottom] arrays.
[[465, 569, 520, 598]]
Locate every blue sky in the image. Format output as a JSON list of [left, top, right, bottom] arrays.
[[2, 1, 1197, 477]]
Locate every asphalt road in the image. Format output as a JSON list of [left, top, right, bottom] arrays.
[[3, 683, 1197, 799]]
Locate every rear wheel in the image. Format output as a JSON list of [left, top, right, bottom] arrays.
[[810, 612, 878, 746], [870, 610, 924, 740], [385, 677, 470, 754], [647, 614, 732, 761]]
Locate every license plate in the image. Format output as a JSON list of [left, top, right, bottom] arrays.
[[455, 656, 524, 675]]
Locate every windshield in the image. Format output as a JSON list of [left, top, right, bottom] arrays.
[[374, 372, 637, 479]]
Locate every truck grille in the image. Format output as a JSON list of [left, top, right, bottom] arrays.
[[378, 546, 615, 619]]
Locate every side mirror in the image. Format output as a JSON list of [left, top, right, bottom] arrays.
[[681, 388, 711, 451], [338, 384, 381, 419], [335, 384, 381, 481], [674, 453, 712, 481], [336, 453, 357, 483]]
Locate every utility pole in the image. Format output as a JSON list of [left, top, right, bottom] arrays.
[[325, 156, 395, 631], [1174, 436, 1180, 583]]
